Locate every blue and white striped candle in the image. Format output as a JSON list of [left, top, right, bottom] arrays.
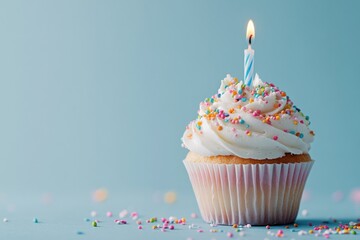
[[244, 20, 255, 86]]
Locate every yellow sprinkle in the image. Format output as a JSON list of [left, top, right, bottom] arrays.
[[197, 121, 202, 126], [276, 115, 280, 120], [309, 230, 314, 234], [293, 120, 298, 125], [164, 191, 177, 204], [249, 98, 254, 103], [152, 225, 157, 229], [92, 188, 108, 203]]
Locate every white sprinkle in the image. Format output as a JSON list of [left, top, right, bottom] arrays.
[[301, 209, 308, 217], [298, 230, 307, 236], [3, 218, 8, 223]]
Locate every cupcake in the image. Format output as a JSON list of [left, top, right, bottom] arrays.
[[182, 74, 314, 225]]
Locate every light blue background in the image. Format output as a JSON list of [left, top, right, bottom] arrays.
[[0, 1, 360, 237]]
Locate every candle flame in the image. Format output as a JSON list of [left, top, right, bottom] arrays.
[[246, 20, 255, 42]]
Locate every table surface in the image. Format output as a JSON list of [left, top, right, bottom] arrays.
[[0, 192, 359, 240]]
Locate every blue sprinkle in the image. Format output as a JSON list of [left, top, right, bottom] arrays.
[[240, 119, 245, 124], [305, 116, 309, 120], [77, 231, 84, 235], [299, 133, 304, 138], [224, 119, 229, 123], [241, 98, 247, 102], [238, 89, 242, 94], [289, 130, 296, 135], [210, 98, 214, 103]]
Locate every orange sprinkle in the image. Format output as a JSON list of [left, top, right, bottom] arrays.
[[249, 98, 254, 103], [229, 108, 235, 114], [197, 121, 202, 126], [281, 91, 286, 97], [275, 116, 280, 120], [217, 126, 223, 131], [293, 120, 298, 125]]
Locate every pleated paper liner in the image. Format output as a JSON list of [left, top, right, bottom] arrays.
[[184, 160, 314, 225]]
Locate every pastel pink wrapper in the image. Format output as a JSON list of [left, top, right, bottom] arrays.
[[184, 160, 314, 225]]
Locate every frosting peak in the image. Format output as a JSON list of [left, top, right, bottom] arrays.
[[182, 74, 315, 160]]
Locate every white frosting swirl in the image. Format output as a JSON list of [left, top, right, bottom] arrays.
[[182, 74, 314, 160]]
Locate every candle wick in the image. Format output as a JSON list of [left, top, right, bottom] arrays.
[[248, 35, 253, 45]]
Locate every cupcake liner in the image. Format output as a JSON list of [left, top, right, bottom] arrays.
[[183, 160, 314, 225]]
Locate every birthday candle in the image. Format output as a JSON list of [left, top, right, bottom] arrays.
[[244, 20, 255, 86]]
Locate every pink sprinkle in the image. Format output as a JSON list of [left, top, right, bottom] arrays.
[[119, 209, 128, 218], [161, 218, 167, 223], [277, 230, 284, 234], [197, 229, 203, 233], [136, 220, 142, 225], [114, 219, 120, 223], [227, 232, 233, 238], [161, 228, 166, 232], [266, 225, 270, 229], [106, 211, 113, 217], [120, 220, 127, 224], [190, 213, 197, 218], [273, 136, 278, 141], [138, 225, 142, 230], [169, 225, 174, 230]]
